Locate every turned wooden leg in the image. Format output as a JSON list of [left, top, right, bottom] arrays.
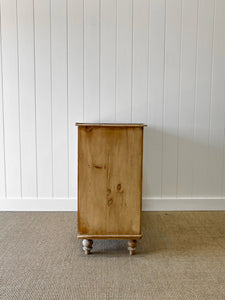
[[128, 240, 137, 255], [82, 239, 93, 255]]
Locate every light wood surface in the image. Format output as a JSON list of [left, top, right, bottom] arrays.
[[76, 123, 147, 127], [77, 126, 144, 239]]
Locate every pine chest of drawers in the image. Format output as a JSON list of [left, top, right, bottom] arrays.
[[76, 123, 146, 255]]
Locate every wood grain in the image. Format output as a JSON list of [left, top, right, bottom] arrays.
[[77, 125, 144, 238]]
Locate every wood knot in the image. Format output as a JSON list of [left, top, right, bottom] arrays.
[[108, 198, 113, 206], [86, 126, 93, 132], [94, 165, 102, 169], [117, 184, 121, 191]]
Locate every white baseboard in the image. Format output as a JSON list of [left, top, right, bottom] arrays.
[[0, 198, 77, 211], [0, 197, 225, 211], [142, 197, 225, 211]]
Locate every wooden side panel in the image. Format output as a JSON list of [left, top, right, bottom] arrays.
[[78, 126, 143, 236]]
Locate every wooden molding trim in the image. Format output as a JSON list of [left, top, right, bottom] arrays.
[[75, 123, 147, 127], [77, 234, 143, 240]]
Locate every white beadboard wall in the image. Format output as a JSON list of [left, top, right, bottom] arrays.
[[0, 0, 225, 211]]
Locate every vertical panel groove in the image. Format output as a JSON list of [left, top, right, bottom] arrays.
[[192, 0, 199, 196], [0, 4, 7, 198], [130, 0, 133, 122], [193, 0, 200, 140], [146, 0, 150, 125], [33, 0, 38, 198], [222, 126, 225, 195], [15, 0, 22, 198], [114, 0, 117, 122], [83, 0, 100, 122], [49, 0, 54, 198], [176, 0, 183, 197], [99, 0, 101, 122], [207, 0, 216, 190], [66, 0, 69, 198], [83, 0, 85, 122], [161, 0, 167, 198]]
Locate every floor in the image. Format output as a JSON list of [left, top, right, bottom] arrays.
[[0, 211, 224, 300]]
